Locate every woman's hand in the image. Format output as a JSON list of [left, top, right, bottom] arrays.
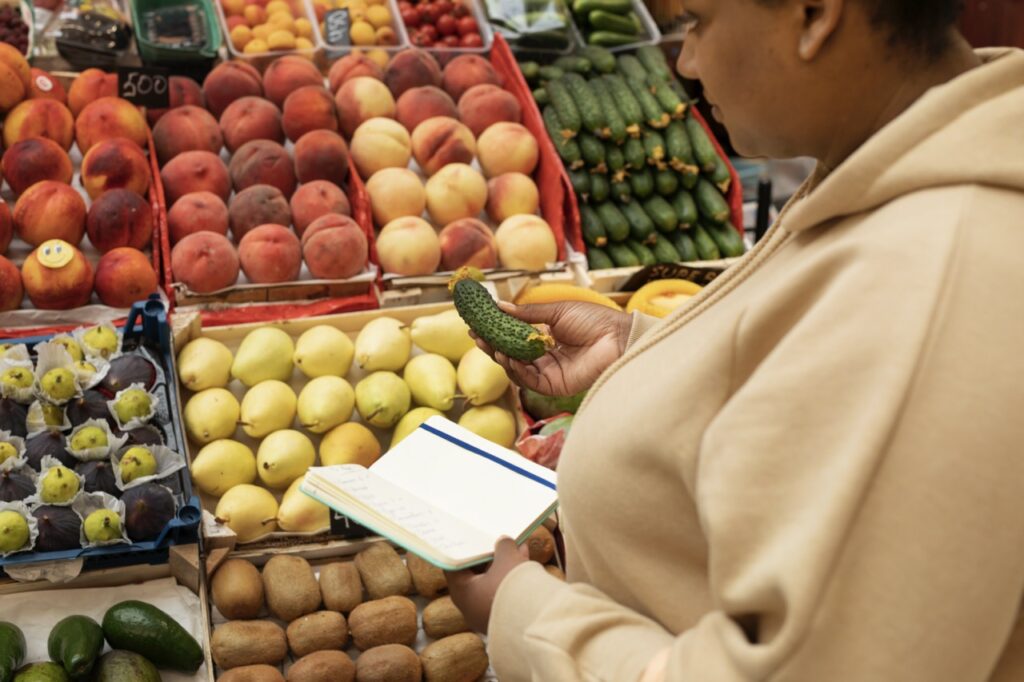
[[446, 537, 530, 634], [477, 301, 633, 397]]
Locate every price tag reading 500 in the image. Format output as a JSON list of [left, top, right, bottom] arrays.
[[118, 67, 171, 109]]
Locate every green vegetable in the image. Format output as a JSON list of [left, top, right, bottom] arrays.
[[542, 105, 583, 168], [102, 601, 204, 673], [670, 230, 699, 261], [622, 137, 646, 170], [589, 30, 638, 47], [708, 155, 733, 193], [605, 143, 626, 180], [629, 167, 655, 199], [563, 73, 607, 136], [626, 240, 656, 266], [680, 165, 699, 189], [587, 246, 614, 270], [589, 9, 638, 34], [11, 663, 68, 681], [578, 45, 616, 74], [684, 114, 720, 173], [573, 0, 631, 14], [595, 202, 630, 241], [665, 120, 698, 174], [532, 87, 549, 106], [651, 234, 682, 263], [451, 269, 553, 361], [589, 172, 610, 203], [91, 650, 160, 682], [636, 45, 673, 82], [516, 29, 574, 50], [519, 61, 540, 83], [538, 65, 566, 82], [654, 169, 678, 197], [554, 55, 592, 74], [580, 204, 607, 247], [568, 168, 591, 198], [545, 78, 582, 138], [588, 76, 627, 143], [610, 178, 632, 203], [578, 131, 607, 172], [643, 129, 667, 167], [692, 224, 722, 261], [671, 190, 698, 229], [695, 178, 731, 224], [0, 622, 25, 682], [705, 222, 746, 258], [621, 199, 656, 244], [649, 79, 686, 118], [602, 74, 643, 135], [47, 616, 104, 679], [642, 195, 679, 233], [606, 242, 640, 267], [628, 78, 670, 128], [616, 54, 648, 82]]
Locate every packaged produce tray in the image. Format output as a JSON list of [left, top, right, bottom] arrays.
[[484, 0, 581, 56], [213, 0, 327, 71], [315, 0, 411, 62], [131, 0, 223, 65], [567, 0, 660, 52]]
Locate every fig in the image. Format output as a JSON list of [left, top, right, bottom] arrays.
[[99, 356, 158, 397], [0, 398, 27, 437], [0, 469, 34, 502], [25, 430, 76, 470], [32, 504, 82, 552], [67, 390, 117, 427], [120, 425, 164, 447], [121, 483, 176, 542], [77, 459, 120, 497]]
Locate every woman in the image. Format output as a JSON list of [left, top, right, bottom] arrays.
[[447, 0, 1024, 680]]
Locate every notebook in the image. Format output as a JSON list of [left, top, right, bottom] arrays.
[[300, 416, 559, 571]]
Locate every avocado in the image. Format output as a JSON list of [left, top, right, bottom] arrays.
[[47, 616, 103, 679], [12, 663, 68, 682], [101, 601, 202, 673], [0, 621, 25, 682], [91, 651, 160, 682]]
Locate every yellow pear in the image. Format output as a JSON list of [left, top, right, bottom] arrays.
[[190, 439, 257, 497], [410, 309, 474, 361], [297, 376, 354, 434], [240, 380, 297, 438], [214, 484, 278, 542], [355, 371, 411, 428], [277, 474, 330, 533], [294, 325, 354, 378], [354, 317, 411, 371], [82, 326, 118, 358], [457, 347, 511, 405], [257, 429, 315, 489], [184, 388, 239, 444], [403, 353, 457, 411], [51, 335, 83, 362], [458, 405, 516, 448], [391, 407, 443, 447], [231, 327, 295, 387], [320, 422, 381, 467], [177, 337, 234, 391]]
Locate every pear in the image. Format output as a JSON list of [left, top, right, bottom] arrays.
[[231, 327, 295, 387], [354, 317, 411, 371], [410, 309, 475, 361], [0, 441, 18, 463], [70, 426, 108, 451], [214, 484, 278, 542], [73, 361, 97, 379], [458, 405, 516, 448], [84, 509, 122, 542], [1, 367, 33, 389], [297, 376, 354, 434], [190, 439, 257, 497], [277, 474, 330, 533], [355, 371, 411, 428], [457, 347, 511, 406], [39, 402, 64, 427], [0, 510, 29, 552], [320, 422, 381, 468], [177, 337, 233, 391], [41, 465, 80, 503], [82, 326, 118, 358], [239, 380, 296, 438], [0, 344, 9, 357], [112, 388, 152, 424], [294, 325, 354, 379], [256, 429, 315, 489], [184, 388, 239, 444], [40, 368, 77, 401], [120, 446, 157, 483], [52, 336, 84, 362], [403, 353, 457, 411], [392, 407, 443, 447]]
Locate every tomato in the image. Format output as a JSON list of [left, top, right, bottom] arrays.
[[419, 23, 439, 41], [397, 0, 412, 9], [436, 13, 457, 35], [411, 30, 434, 46], [421, 1, 444, 23], [456, 15, 478, 35], [452, 1, 469, 17], [459, 32, 483, 47], [441, 34, 460, 47], [434, 0, 453, 17], [400, 5, 421, 26]]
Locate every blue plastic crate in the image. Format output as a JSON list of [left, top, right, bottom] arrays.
[[0, 296, 201, 575]]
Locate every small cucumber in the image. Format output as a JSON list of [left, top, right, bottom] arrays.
[[628, 78, 670, 128], [611, 178, 632, 203], [103, 601, 204, 673], [695, 178, 731, 224], [579, 204, 607, 247], [616, 54, 648, 81], [532, 87, 549, 106], [606, 242, 640, 267], [587, 246, 614, 269], [643, 129, 667, 167], [621, 199, 656, 244], [588, 76, 627, 143], [589, 31, 639, 47], [671, 190, 698, 228], [48, 615, 104, 679], [589, 172, 610, 203], [692, 224, 722, 261], [451, 270, 553, 361], [519, 60, 540, 83], [629, 167, 655, 199], [654, 169, 678, 197], [665, 119, 698, 174], [573, 0, 631, 14], [602, 75, 643, 135], [626, 240, 657, 266], [680, 165, 700, 189], [0, 622, 25, 682], [705, 222, 746, 258], [568, 168, 592, 199], [589, 9, 638, 34], [554, 55, 592, 74], [708, 155, 733, 193], [636, 45, 673, 82], [538, 65, 565, 82], [648, 79, 686, 118], [622, 137, 646, 170], [578, 45, 616, 74], [605, 143, 626, 180], [545, 78, 582, 138], [542, 105, 584, 168], [563, 73, 607, 136], [642, 195, 679, 233], [578, 131, 607, 172], [684, 114, 720, 173], [595, 202, 630, 241], [670, 230, 699, 261], [651, 233, 682, 263]]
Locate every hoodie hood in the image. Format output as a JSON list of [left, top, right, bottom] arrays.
[[784, 48, 1024, 233]]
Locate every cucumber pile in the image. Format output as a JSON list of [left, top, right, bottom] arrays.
[[519, 45, 745, 270], [570, 0, 648, 47]]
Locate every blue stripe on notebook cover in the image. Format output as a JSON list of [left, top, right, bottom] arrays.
[[420, 422, 557, 491]]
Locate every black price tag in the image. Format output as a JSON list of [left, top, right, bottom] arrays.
[[324, 8, 351, 46], [329, 510, 372, 539], [621, 262, 728, 292], [117, 67, 170, 108]]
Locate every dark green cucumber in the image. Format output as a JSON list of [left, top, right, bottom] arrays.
[[670, 230, 699, 261], [651, 233, 682, 263], [692, 224, 722, 261], [705, 222, 746, 258], [684, 114, 720, 173], [648, 79, 686, 118], [602, 75, 643, 136], [568, 168, 591, 199], [452, 273, 553, 360], [563, 74, 607, 137], [102, 601, 203, 673], [545, 78, 582, 138], [588, 76, 627, 143], [680, 165, 699, 189], [519, 60, 540, 83], [573, 0, 631, 14], [605, 143, 626, 180], [610, 178, 632, 203], [671, 190, 698, 229], [695, 178, 730, 224], [621, 199, 656, 244], [595, 201, 629, 241], [48, 616, 104, 679], [554, 55, 592, 74], [622, 137, 646, 170], [626, 240, 656, 266], [606, 242, 640, 267], [708, 155, 732, 193], [589, 31, 639, 47], [627, 76, 670, 128], [629, 167, 655, 199], [578, 131, 607, 172], [587, 246, 614, 270], [0, 622, 25, 682], [538, 65, 565, 82], [578, 45, 616, 74], [654, 169, 678, 197], [589, 172, 610, 203], [532, 87, 549, 106], [642, 195, 678, 233], [664, 120, 698, 174], [589, 9, 638, 34], [643, 129, 667, 167], [616, 54, 648, 81], [543, 105, 584, 168], [579, 204, 607, 247], [636, 45, 673, 82]]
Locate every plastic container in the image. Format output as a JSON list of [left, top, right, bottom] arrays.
[[569, 0, 661, 52], [214, 0, 326, 72], [131, 0, 222, 65], [484, 0, 579, 57], [316, 0, 409, 62], [412, 0, 493, 63]]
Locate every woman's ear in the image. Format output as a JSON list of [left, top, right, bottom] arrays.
[[797, 0, 844, 60]]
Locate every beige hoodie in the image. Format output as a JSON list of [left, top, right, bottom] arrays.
[[488, 48, 1024, 681]]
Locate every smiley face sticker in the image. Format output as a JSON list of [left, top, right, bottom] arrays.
[[37, 239, 74, 269]]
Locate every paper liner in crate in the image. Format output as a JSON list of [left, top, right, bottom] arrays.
[[0, 431, 27, 472], [26, 455, 86, 507], [0, 500, 39, 557], [0, 344, 30, 364], [112, 445, 186, 491], [26, 400, 73, 436], [66, 419, 128, 462], [106, 382, 160, 431], [71, 323, 124, 362], [72, 491, 129, 548], [31, 343, 83, 406]]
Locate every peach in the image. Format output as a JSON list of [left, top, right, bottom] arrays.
[[229, 184, 292, 240], [146, 76, 204, 125], [220, 96, 283, 152], [365, 167, 424, 227], [0, 255, 21, 311], [376, 216, 440, 276], [171, 231, 240, 293], [1, 138, 73, 196], [282, 86, 338, 142], [411, 117, 476, 176], [328, 54, 384, 93], [67, 68, 117, 117], [494, 214, 557, 271], [294, 129, 349, 185], [161, 151, 232, 206], [0, 44, 29, 113], [74, 97, 150, 154], [335, 77, 396, 139], [86, 189, 154, 252], [21, 239, 94, 309], [477, 122, 538, 178], [168, 191, 229, 244], [300, 213, 362, 246], [229, 139, 296, 198], [290, 181, 350, 236], [350, 118, 411, 179], [439, 218, 498, 271], [384, 49, 442, 99], [424, 163, 487, 226], [28, 68, 67, 104], [395, 86, 457, 133], [262, 55, 323, 108], [0, 201, 10, 254], [80, 137, 152, 199], [2, 99, 74, 149], [0, 43, 30, 92], [238, 223, 302, 283], [458, 84, 522, 138], [152, 105, 223, 164], [486, 172, 539, 223], [13, 181, 87, 246], [441, 55, 501, 103], [93, 247, 158, 308], [203, 61, 263, 118], [302, 219, 368, 280]]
